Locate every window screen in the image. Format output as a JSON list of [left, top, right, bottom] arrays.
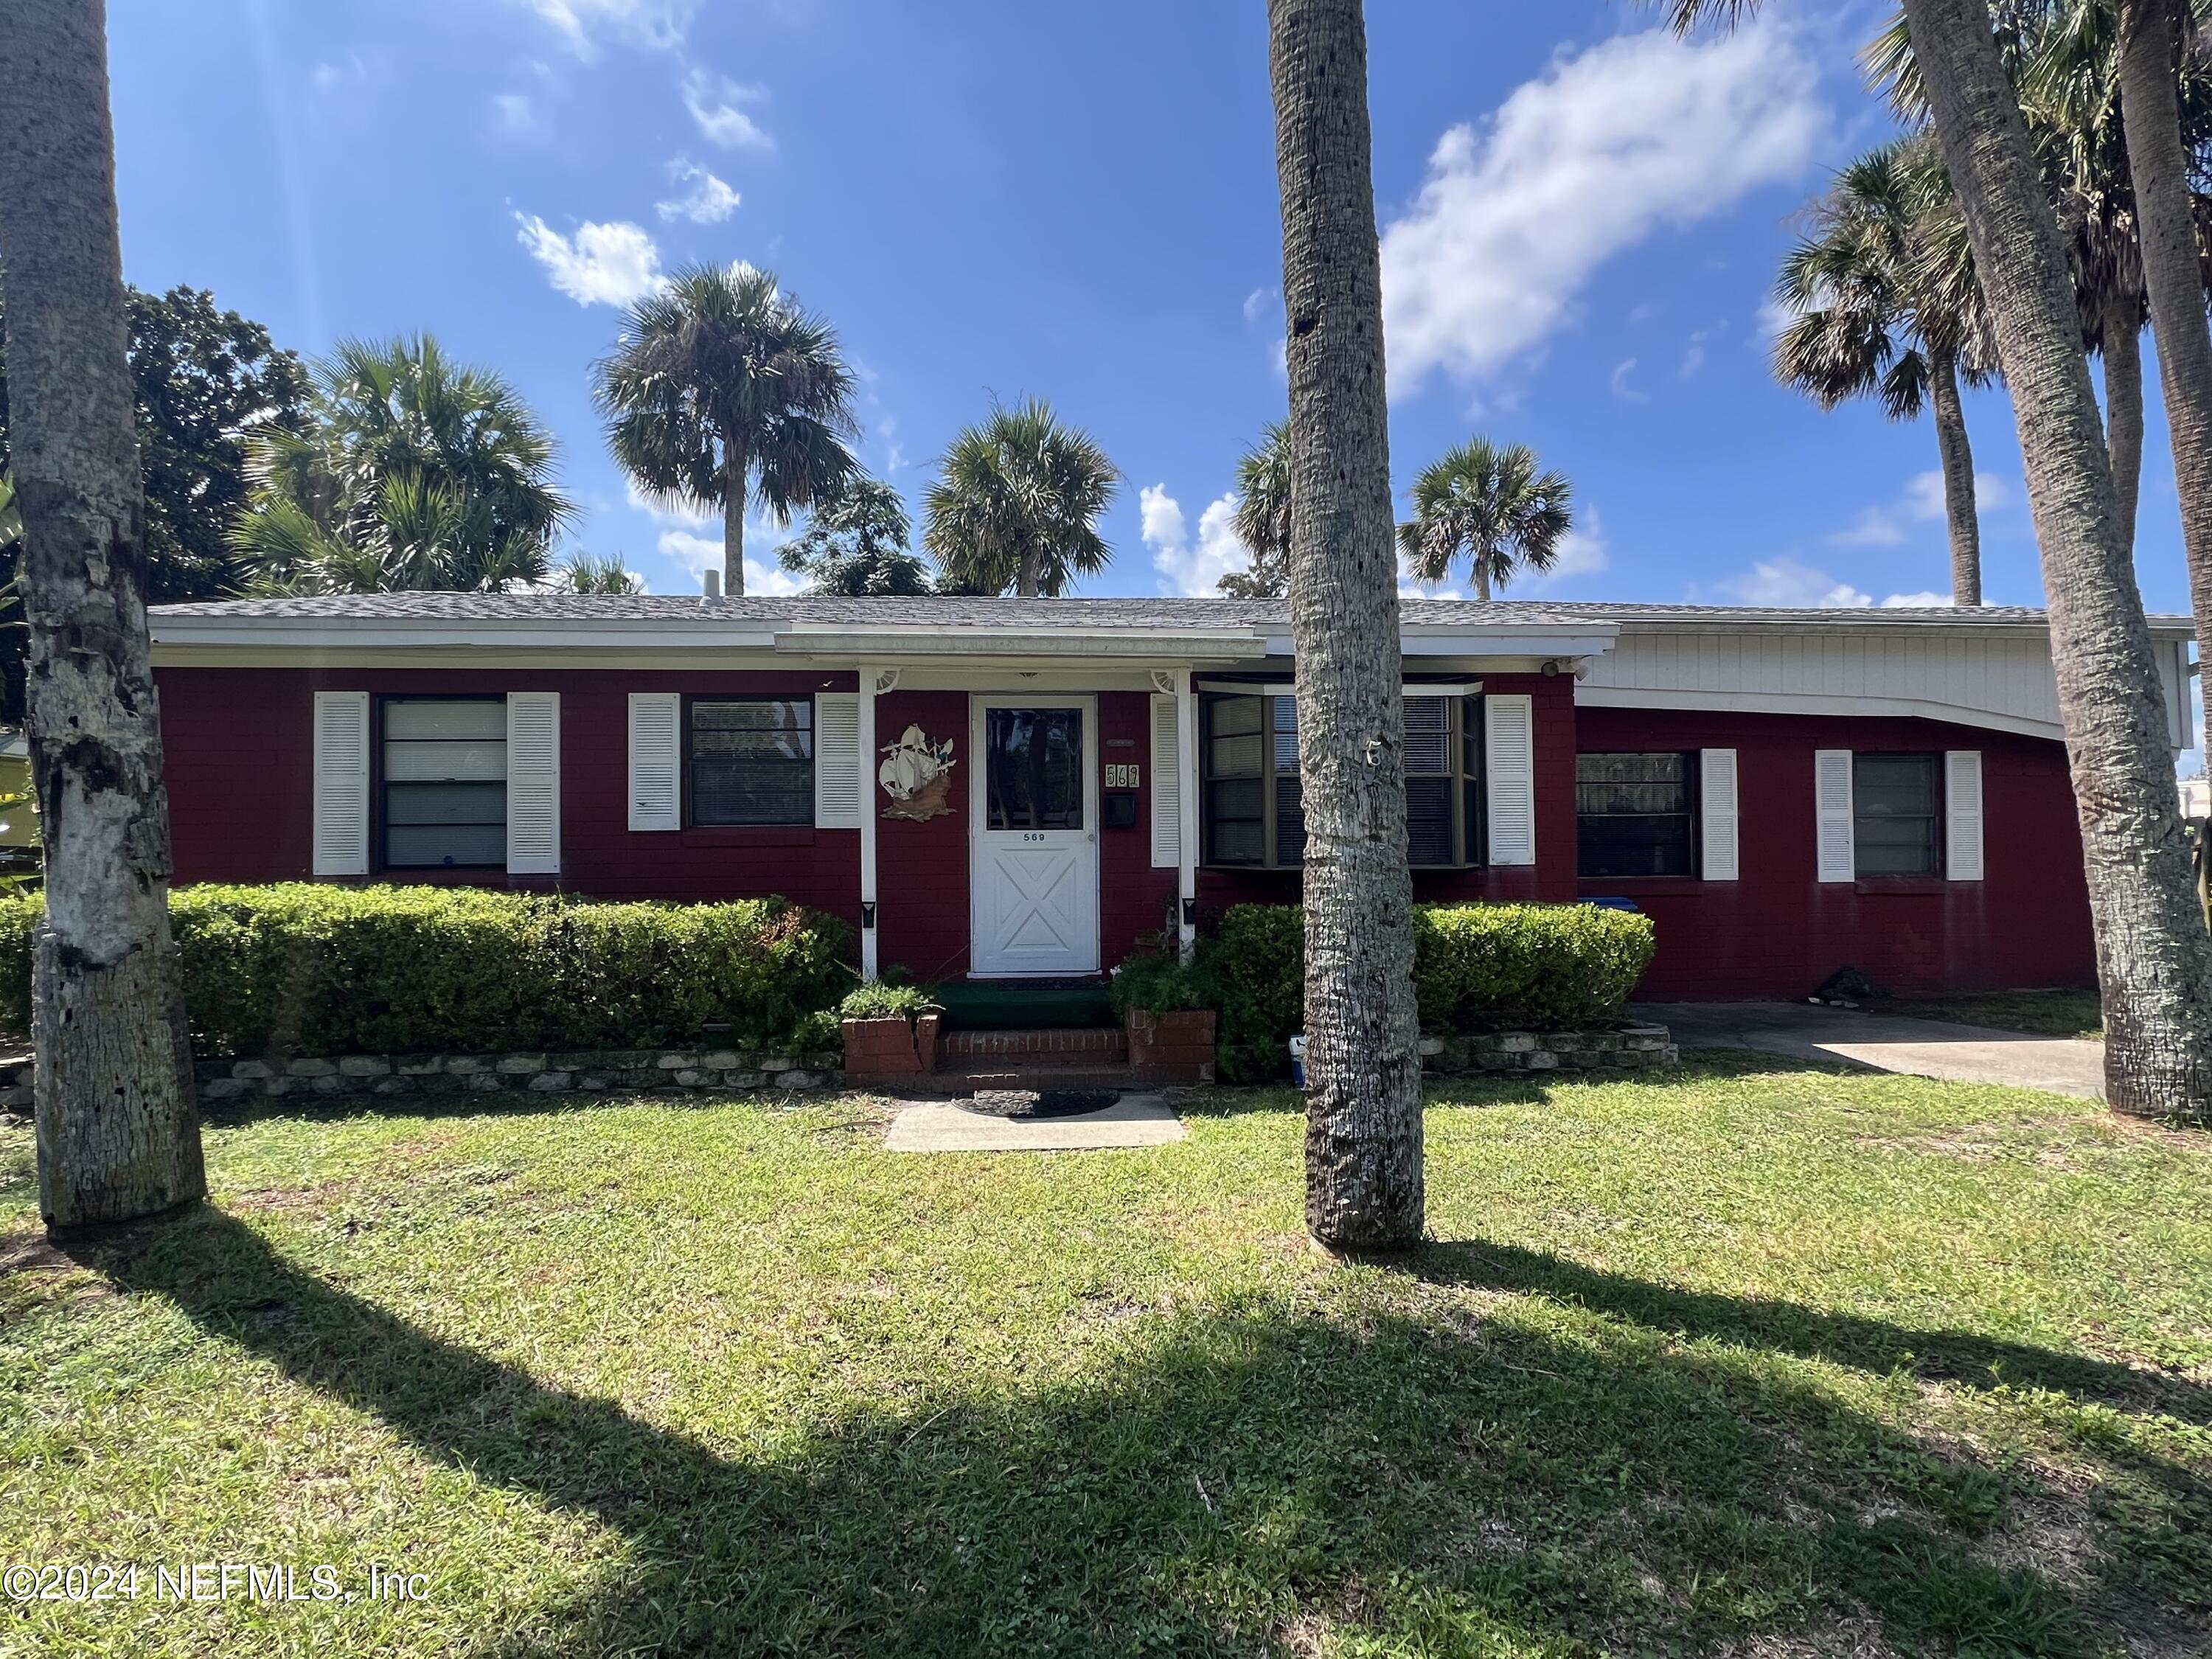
[[1854, 752, 1941, 875], [690, 699, 814, 826], [383, 698, 507, 869], [1576, 752, 1697, 878], [1200, 691, 1485, 869]]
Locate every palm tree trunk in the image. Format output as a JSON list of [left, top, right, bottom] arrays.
[[2103, 308, 2146, 557], [2118, 0, 2212, 678], [0, 0, 204, 1233], [723, 439, 746, 597], [1472, 557, 1491, 603], [1016, 545, 1041, 599], [1930, 348, 1982, 605], [1905, 0, 2212, 1120], [1267, 0, 1422, 1249]]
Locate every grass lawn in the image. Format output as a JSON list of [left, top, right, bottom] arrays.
[[1877, 988, 2106, 1041], [2, 1057, 2208, 1658]]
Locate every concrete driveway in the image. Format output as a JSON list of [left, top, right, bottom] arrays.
[[1637, 1001, 2106, 1102]]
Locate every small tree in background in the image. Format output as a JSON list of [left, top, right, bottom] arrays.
[[232, 335, 572, 594], [1397, 438, 1573, 601], [1772, 138, 1994, 602], [779, 476, 933, 595], [594, 263, 859, 599], [924, 399, 1118, 597], [1220, 419, 1292, 598]]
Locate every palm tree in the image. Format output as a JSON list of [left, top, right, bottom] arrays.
[[594, 264, 858, 599], [232, 335, 572, 594], [1666, 0, 2212, 1117], [1772, 137, 1995, 602], [1865, 0, 2212, 560], [2110, 0, 2212, 687], [1396, 439, 1573, 602], [1219, 420, 1292, 598], [0, 0, 204, 1231], [778, 476, 933, 596], [1267, 0, 1423, 1250], [922, 400, 1118, 597], [552, 552, 644, 594]]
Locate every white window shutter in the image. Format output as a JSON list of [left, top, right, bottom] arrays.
[[1815, 748, 1855, 883], [505, 692, 560, 874], [1700, 748, 1739, 882], [627, 692, 681, 831], [814, 692, 862, 827], [312, 691, 370, 877], [1946, 749, 1984, 881], [1484, 694, 1536, 866], [1150, 694, 1181, 868]]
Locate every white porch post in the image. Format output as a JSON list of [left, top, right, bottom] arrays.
[[1175, 667, 1198, 961], [858, 664, 880, 981]]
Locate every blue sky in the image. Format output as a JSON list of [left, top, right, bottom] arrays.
[[106, 0, 2197, 627]]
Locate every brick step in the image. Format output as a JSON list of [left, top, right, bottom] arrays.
[[939, 1028, 1128, 1066], [907, 1064, 1144, 1096]]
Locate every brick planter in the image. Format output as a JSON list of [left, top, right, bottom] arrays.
[[1125, 1007, 1217, 1085], [841, 1012, 942, 1084]]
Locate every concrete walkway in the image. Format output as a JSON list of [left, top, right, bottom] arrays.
[[883, 1093, 1187, 1152], [1638, 1001, 2106, 1102]]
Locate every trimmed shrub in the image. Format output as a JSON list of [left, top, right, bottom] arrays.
[[1107, 951, 1216, 1018], [1209, 902, 1657, 1082], [837, 982, 939, 1022], [0, 884, 852, 1056]]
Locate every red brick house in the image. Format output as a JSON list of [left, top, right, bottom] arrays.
[[146, 594, 2198, 1001]]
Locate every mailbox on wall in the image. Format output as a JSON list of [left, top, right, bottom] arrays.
[[1102, 791, 1138, 829]]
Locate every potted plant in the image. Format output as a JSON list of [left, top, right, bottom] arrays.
[[836, 983, 943, 1080]]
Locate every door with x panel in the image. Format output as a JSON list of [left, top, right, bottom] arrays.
[[969, 698, 1099, 976]]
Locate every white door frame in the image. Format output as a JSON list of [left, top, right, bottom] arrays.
[[968, 694, 1101, 978]]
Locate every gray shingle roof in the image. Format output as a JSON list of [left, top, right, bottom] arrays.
[[149, 593, 2170, 629]]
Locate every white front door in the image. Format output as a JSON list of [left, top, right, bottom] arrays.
[[969, 697, 1100, 976]]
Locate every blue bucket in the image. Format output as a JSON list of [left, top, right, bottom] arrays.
[[1289, 1034, 1307, 1088]]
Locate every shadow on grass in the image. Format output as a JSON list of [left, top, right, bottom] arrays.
[[68, 1206, 2210, 1656]]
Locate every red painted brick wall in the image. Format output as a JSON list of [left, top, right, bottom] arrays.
[[1573, 706, 2094, 999], [158, 667, 863, 933], [155, 665, 2097, 999], [872, 689, 971, 982]]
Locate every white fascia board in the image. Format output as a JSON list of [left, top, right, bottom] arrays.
[[1260, 630, 1617, 660], [1574, 683, 2065, 742], [148, 617, 780, 652], [770, 629, 1268, 661]]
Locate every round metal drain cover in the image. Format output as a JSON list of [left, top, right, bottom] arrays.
[[967, 1088, 1120, 1119]]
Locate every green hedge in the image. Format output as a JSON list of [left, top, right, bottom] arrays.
[[0, 884, 853, 1057], [1210, 902, 1657, 1082]]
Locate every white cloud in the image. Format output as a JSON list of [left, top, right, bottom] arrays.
[[655, 159, 741, 223], [1830, 469, 2012, 548], [490, 93, 549, 141], [1520, 514, 1610, 592], [683, 69, 773, 151], [627, 484, 795, 592], [307, 54, 372, 100], [1716, 555, 1959, 610], [514, 213, 666, 306], [1242, 286, 1276, 324], [1610, 358, 1648, 403], [518, 0, 694, 58], [1141, 485, 1253, 597], [1756, 293, 1801, 344], [1723, 557, 1874, 609], [1379, 22, 1825, 395]]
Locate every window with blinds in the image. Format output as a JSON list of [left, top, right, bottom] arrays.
[[1854, 752, 1942, 875], [689, 698, 814, 826], [1200, 692, 1485, 869], [1576, 752, 1697, 877], [382, 698, 507, 869]]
